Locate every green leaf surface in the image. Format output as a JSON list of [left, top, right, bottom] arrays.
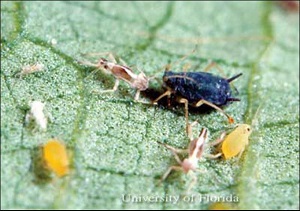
[[1, 1, 299, 209]]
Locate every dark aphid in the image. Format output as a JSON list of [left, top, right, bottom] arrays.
[[153, 70, 242, 133], [163, 71, 242, 105]]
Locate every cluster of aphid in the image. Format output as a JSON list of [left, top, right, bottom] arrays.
[[79, 51, 253, 191], [21, 51, 253, 188]]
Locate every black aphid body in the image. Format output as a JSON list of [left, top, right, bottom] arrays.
[[163, 71, 241, 106]]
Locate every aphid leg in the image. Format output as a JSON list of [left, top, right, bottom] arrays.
[[237, 147, 245, 160], [186, 172, 197, 193], [134, 90, 141, 101], [157, 142, 186, 185], [205, 153, 223, 159], [159, 166, 183, 183], [134, 90, 151, 104], [106, 79, 120, 92], [209, 132, 226, 147], [92, 79, 120, 94], [152, 90, 172, 105], [187, 120, 198, 140], [185, 168, 207, 193], [194, 168, 207, 174], [158, 141, 189, 155], [194, 99, 234, 124], [178, 98, 190, 135], [204, 132, 226, 159]]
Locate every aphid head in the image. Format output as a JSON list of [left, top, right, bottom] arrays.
[[162, 70, 171, 82], [235, 124, 252, 136], [162, 70, 173, 89], [98, 58, 109, 69], [243, 124, 252, 135]]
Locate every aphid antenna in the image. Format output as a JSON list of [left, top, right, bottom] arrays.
[[164, 75, 197, 83], [79, 60, 100, 68], [81, 51, 116, 58], [80, 51, 118, 64], [79, 59, 105, 81], [136, 66, 150, 78], [156, 45, 198, 74], [167, 45, 198, 71], [227, 97, 240, 102], [250, 102, 264, 130]]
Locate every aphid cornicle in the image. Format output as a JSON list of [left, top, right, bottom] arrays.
[[153, 68, 242, 133]]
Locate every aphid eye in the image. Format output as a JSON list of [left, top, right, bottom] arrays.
[[99, 58, 107, 65], [247, 127, 251, 132], [104, 64, 108, 69]]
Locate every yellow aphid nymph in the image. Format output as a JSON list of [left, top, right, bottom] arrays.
[[211, 124, 252, 159], [43, 139, 70, 177], [222, 124, 252, 159]]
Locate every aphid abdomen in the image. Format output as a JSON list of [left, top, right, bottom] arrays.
[[222, 132, 245, 159], [111, 66, 132, 81], [43, 139, 69, 177], [175, 78, 203, 103], [222, 140, 240, 159]]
